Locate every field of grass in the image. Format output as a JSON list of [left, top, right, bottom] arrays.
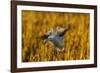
[[22, 10, 90, 62]]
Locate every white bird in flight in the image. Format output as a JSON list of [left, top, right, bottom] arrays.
[[42, 26, 70, 51]]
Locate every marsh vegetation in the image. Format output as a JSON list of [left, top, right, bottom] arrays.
[[22, 10, 90, 62]]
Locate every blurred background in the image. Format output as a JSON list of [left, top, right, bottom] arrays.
[[22, 10, 90, 62]]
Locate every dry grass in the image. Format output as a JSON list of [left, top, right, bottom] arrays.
[[22, 10, 90, 62]]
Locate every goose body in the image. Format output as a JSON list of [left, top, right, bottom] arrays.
[[42, 26, 69, 51]]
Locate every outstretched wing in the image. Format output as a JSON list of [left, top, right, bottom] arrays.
[[58, 29, 68, 36], [41, 28, 54, 39], [58, 25, 71, 36]]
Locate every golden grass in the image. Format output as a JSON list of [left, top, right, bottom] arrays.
[[22, 10, 90, 62]]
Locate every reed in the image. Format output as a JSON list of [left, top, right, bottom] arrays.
[[22, 10, 90, 62]]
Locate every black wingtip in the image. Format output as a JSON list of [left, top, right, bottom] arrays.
[[41, 35, 48, 39]]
